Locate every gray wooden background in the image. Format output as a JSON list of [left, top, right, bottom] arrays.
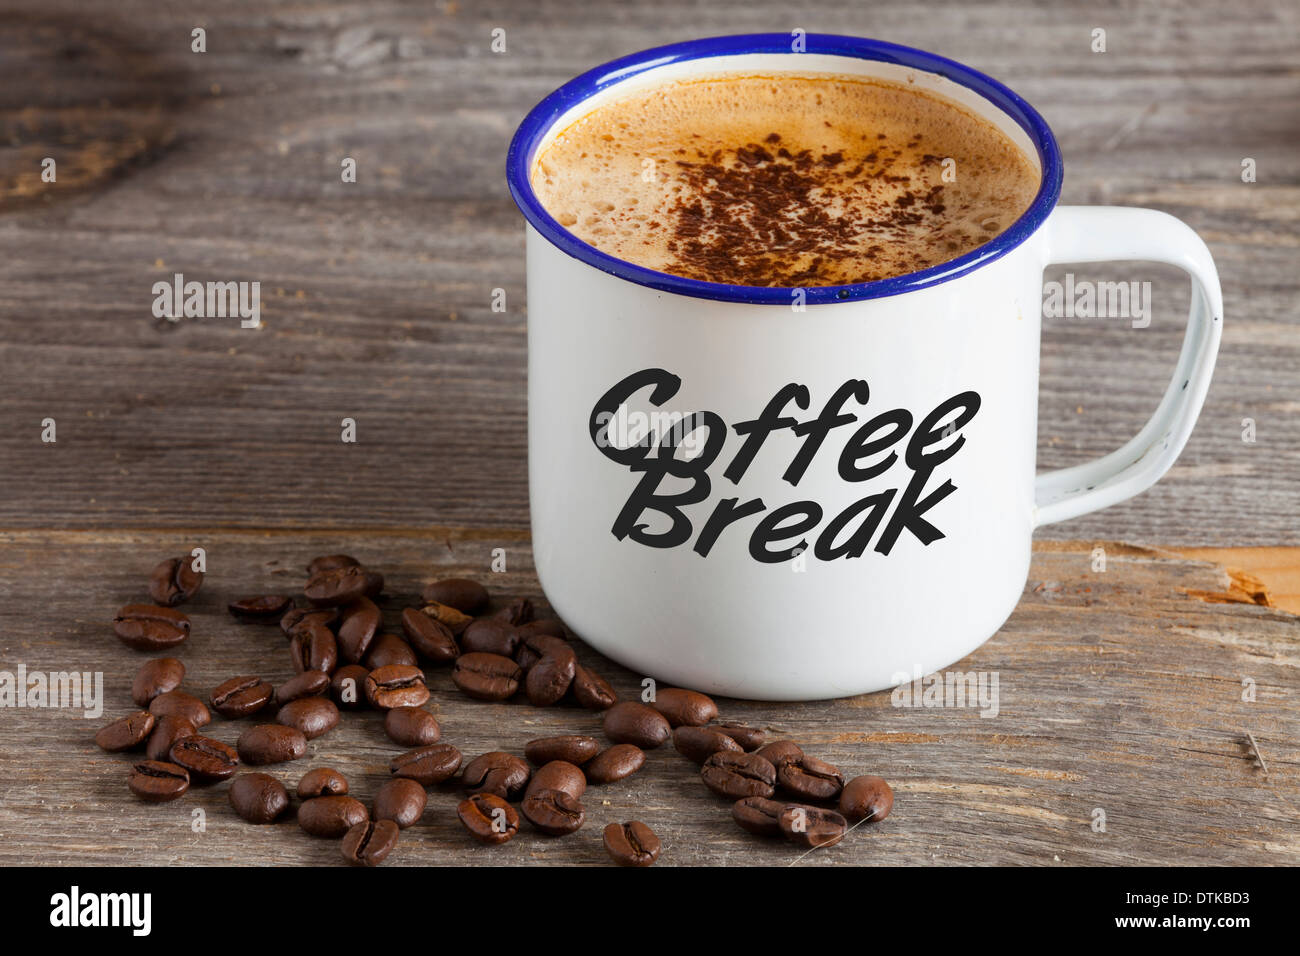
[[0, 0, 1296, 866]]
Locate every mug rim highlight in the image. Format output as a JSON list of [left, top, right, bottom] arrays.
[[506, 32, 1064, 306]]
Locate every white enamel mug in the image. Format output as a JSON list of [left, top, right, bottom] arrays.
[[506, 34, 1222, 700]]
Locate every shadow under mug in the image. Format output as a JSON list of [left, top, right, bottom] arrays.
[[507, 33, 1222, 701]]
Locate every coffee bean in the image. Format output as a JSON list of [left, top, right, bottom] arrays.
[[298, 795, 368, 838], [365, 664, 429, 709], [364, 633, 417, 669], [756, 740, 803, 769], [521, 788, 584, 835], [839, 775, 894, 823], [421, 578, 489, 614], [146, 714, 196, 762], [305, 565, 372, 607], [602, 821, 660, 867], [229, 772, 290, 823], [148, 690, 211, 728], [237, 724, 307, 765], [457, 793, 519, 845], [127, 760, 190, 802], [113, 604, 190, 651], [131, 657, 185, 706], [462, 752, 531, 800], [148, 556, 204, 607], [420, 601, 472, 636], [712, 724, 766, 751], [383, 706, 441, 747], [701, 751, 777, 799], [524, 735, 600, 766], [602, 701, 671, 748], [650, 688, 718, 728], [209, 675, 273, 719], [400, 607, 459, 663], [525, 645, 576, 707], [307, 554, 360, 575], [330, 665, 370, 710], [341, 819, 399, 866], [372, 778, 427, 828], [494, 596, 534, 626], [336, 597, 381, 663], [514, 633, 569, 672], [169, 736, 240, 782], [586, 744, 645, 784], [517, 618, 567, 641], [673, 726, 744, 764], [276, 697, 339, 739], [389, 744, 462, 785], [460, 618, 521, 657], [95, 711, 156, 752], [297, 767, 348, 799], [777, 756, 844, 802], [778, 804, 848, 848], [572, 665, 618, 710], [731, 796, 792, 836], [280, 606, 339, 637], [289, 621, 338, 674], [228, 595, 293, 622], [272, 670, 330, 707], [526, 760, 586, 800], [452, 652, 521, 701]]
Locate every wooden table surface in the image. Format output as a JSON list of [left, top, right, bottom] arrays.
[[0, 0, 1296, 866]]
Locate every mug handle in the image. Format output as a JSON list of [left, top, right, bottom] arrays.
[[1033, 206, 1224, 527]]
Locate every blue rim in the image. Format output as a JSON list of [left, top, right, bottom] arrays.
[[507, 33, 1063, 305]]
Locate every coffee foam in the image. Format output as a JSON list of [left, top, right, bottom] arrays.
[[531, 73, 1040, 287]]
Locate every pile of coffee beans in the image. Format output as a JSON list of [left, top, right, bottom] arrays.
[[97, 552, 894, 865]]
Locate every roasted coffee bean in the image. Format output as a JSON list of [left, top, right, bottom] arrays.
[[113, 604, 190, 651], [452, 652, 521, 701], [148, 690, 211, 728], [307, 554, 360, 575], [525, 642, 576, 707], [169, 736, 239, 781], [400, 607, 459, 663], [276, 697, 339, 739], [421, 578, 489, 614], [297, 767, 348, 799], [524, 735, 600, 767], [460, 618, 521, 657], [572, 665, 618, 710], [517, 618, 567, 641], [701, 751, 777, 799], [673, 726, 743, 764], [305, 564, 371, 607], [731, 796, 792, 837], [237, 724, 307, 765], [272, 670, 330, 706], [280, 606, 339, 636], [603, 701, 671, 748], [756, 740, 804, 769], [586, 744, 645, 784], [420, 601, 472, 636], [336, 597, 381, 664], [298, 795, 368, 838], [228, 595, 293, 622], [778, 804, 848, 848], [330, 665, 370, 710], [603, 821, 660, 867], [462, 752, 531, 800], [383, 706, 441, 747], [148, 556, 204, 607], [494, 596, 534, 626], [341, 819, 399, 866], [777, 755, 845, 802], [95, 711, 156, 752], [365, 664, 429, 709], [209, 675, 273, 719], [131, 657, 185, 706], [514, 633, 569, 671], [229, 772, 290, 823], [289, 621, 338, 674], [839, 775, 894, 823], [712, 724, 766, 752], [457, 793, 519, 845], [526, 760, 586, 800], [128, 760, 190, 802], [521, 788, 584, 835], [364, 633, 417, 669], [389, 744, 462, 785], [146, 714, 196, 762], [372, 778, 427, 828], [650, 688, 718, 728]]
